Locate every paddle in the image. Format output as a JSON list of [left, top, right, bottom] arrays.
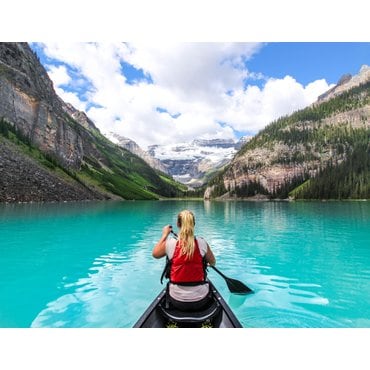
[[209, 265, 253, 294], [170, 229, 253, 294]]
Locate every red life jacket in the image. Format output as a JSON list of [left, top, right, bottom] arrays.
[[169, 238, 206, 285]]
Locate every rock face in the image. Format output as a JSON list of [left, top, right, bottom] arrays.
[[62, 103, 98, 132], [0, 42, 182, 202], [106, 132, 168, 174], [205, 65, 370, 199], [0, 44, 118, 174], [0, 43, 84, 169], [0, 43, 125, 174], [317, 65, 370, 103]]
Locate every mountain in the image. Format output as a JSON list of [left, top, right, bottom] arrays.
[[0, 42, 184, 202], [105, 132, 168, 174], [148, 137, 250, 188], [317, 65, 370, 103], [205, 65, 370, 200]]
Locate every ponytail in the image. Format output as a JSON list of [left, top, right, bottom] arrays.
[[177, 210, 196, 259]]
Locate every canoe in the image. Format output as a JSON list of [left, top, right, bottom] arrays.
[[133, 280, 242, 328]]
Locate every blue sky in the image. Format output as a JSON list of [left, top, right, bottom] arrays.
[[30, 42, 370, 148], [247, 43, 370, 86]]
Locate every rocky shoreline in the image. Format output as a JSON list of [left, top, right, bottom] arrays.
[[0, 139, 107, 203]]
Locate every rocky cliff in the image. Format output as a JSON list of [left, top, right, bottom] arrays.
[[0, 42, 183, 202], [205, 65, 370, 200], [0, 43, 86, 169], [106, 132, 168, 174], [317, 65, 370, 103]]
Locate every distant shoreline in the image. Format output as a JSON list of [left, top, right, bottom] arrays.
[[1, 197, 368, 205]]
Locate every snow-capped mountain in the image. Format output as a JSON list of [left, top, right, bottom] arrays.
[[104, 131, 252, 188], [148, 137, 251, 188]]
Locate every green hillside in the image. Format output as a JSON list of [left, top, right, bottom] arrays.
[[207, 80, 370, 200], [0, 118, 185, 200]]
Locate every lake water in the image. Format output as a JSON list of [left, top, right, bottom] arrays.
[[0, 200, 369, 328]]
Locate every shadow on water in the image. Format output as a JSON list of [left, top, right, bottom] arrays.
[[228, 293, 249, 309]]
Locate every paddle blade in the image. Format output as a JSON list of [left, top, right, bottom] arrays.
[[225, 277, 253, 294], [210, 265, 253, 294]]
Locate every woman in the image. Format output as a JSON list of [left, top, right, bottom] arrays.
[[152, 210, 216, 311]]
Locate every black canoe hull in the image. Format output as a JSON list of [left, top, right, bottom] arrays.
[[133, 280, 242, 328]]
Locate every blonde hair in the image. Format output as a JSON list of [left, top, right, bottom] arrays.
[[177, 210, 196, 259]]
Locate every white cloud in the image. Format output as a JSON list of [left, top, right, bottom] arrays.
[[124, 43, 260, 100], [47, 65, 71, 86], [55, 88, 87, 112], [218, 76, 334, 132], [38, 42, 333, 149]]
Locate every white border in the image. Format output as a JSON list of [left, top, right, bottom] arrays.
[[1, 328, 369, 369], [1, 0, 369, 41], [1, 1, 369, 368]]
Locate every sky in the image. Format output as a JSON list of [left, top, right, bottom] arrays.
[[29, 42, 370, 149]]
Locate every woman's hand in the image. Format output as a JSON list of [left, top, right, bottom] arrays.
[[152, 225, 172, 259], [205, 243, 216, 266], [161, 225, 173, 238]]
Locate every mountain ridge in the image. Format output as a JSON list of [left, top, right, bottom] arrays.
[[317, 65, 370, 103], [106, 132, 168, 174], [205, 65, 370, 200], [0, 42, 184, 202], [147, 137, 250, 188]]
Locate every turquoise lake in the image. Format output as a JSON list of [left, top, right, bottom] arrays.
[[0, 200, 369, 328]]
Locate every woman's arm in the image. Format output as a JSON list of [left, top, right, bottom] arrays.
[[152, 225, 172, 259], [205, 243, 216, 266]]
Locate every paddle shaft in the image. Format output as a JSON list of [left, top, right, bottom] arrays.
[[209, 265, 228, 279]]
